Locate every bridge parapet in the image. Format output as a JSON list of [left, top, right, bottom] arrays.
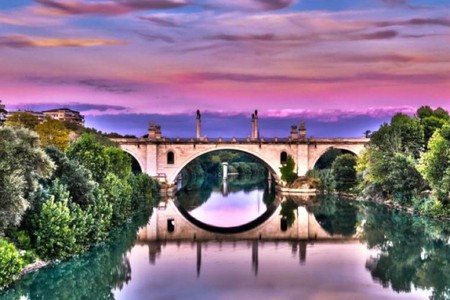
[[112, 137, 369, 145]]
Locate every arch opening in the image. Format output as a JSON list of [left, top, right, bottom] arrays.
[[119, 149, 144, 173], [169, 147, 280, 185], [313, 147, 357, 170], [175, 149, 278, 229]]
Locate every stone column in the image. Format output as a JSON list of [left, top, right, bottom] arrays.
[[299, 121, 306, 141], [254, 109, 259, 139], [251, 113, 255, 139], [196, 110, 201, 139], [290, 125, 298, 140]]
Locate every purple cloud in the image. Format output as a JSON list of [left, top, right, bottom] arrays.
[[22, 76, 138, 94], [350, 30, 398, 40], [377, 17, 450, 28], [35, 0, 188, 16], [138, 15, 180, 27], [181, 71, 449, 84]]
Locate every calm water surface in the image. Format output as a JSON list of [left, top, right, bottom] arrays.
[[1, 176, 450, 300]]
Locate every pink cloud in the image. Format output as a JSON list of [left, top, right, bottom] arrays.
[[35, 0, 188, 16]]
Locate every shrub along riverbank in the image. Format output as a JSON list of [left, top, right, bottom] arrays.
[[0, 127, 159, 290], [281, 106, 450, 219]]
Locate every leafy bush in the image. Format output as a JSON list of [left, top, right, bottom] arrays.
[[45, 146, 97, 207], [101, 173, 132, 226], [331, 154, 357, 192], [280, 155, 298, 185], [128, 173, 159, 210], [34, 198, 77, 260], [0, 239, 25, 288]]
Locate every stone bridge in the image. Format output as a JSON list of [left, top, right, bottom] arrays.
[[113, 111, 368, 185], [137, 196, 356, 242]]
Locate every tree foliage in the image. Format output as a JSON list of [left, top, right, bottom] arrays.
[[5, 112, 39, 130], [35, 118, 70, 150], [0, 127, 54, 235], [417, 106, 450, 147], [280, 155, 298, 185], [45, 146, 96, 207], [66, 133, 110, 184], [331, 154, 357, 192], [419, 125, 450, 204], [0, 239, 25, 288]]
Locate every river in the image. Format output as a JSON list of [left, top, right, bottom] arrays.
[[1, 174, 449, 300]]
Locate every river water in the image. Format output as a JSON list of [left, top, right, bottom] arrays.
[[1, 175, 450, 300]]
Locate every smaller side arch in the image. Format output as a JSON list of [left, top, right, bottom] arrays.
[[309, 145, 360, 171], [118, 145, 146, 174]]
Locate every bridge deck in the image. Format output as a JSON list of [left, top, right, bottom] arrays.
[[113, 137, 369, 145]]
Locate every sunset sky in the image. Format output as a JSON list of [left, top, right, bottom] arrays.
[[1, 0, 449, 137]]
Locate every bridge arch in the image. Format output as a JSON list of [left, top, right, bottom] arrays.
[[119, 147, 145, 173], [309, 146, 360, 170], [168, 146, 281, 185]]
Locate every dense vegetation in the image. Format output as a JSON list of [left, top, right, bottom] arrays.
[[300, 106, 450, 217], [0, 121, 158, 289], [358, 106, 450, 215]]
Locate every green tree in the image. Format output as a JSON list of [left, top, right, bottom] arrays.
[[419, 125, 450, 204], [66, 133, 110, 184], [417, 106, 450, 146], [280, 155, 297, 185], [5, 112, 39, 130], [35, 118, 70, 150], [0, 239, 25, 288], [45, 146, 96, 207], [105, 147, 132, 179], [362, 150, 424, 204], [331, 154, 357, 192], [0, 127, 54, 235], [128, 173, 159, 209], [101, 174, 133, 226], [371, 114, 424, 158], [34, 197, 77, 260]]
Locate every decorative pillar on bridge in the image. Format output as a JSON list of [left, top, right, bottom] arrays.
[[299, 121, 306, 141], [251, 110, 259, 139], [148, 122, 162, 140], [290, 125, 298, 140], [196, 110, 201, 139]]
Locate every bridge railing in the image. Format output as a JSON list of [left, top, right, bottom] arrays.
[[112, 136, 369, 144]]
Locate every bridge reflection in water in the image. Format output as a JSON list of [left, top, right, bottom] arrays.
[[136, 196, 359, 277]]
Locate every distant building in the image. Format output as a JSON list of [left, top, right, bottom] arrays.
[[0, 100, 6, 124], [42, 108, 84, 125]]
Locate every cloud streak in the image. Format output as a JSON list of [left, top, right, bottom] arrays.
[[179, 71, 449, 84], [22, 76, 138, 94], [35, 0, 188, 16], [0, 34, 126, 48]]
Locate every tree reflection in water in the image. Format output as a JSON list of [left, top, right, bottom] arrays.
[[308, 195, 362, 237], [361, 203, 450, 300], [0, 208, 153, 300]]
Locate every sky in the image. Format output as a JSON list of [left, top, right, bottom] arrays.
[[0, 0, 449, 138]]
